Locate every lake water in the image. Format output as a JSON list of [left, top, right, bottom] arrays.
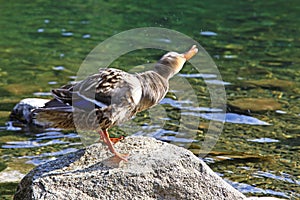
[[0, 0, 299, 199]]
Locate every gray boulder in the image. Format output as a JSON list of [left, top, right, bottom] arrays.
[[14, 136, 246, 200]]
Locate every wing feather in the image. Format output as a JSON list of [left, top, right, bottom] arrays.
[[50, 68, 142, 110]]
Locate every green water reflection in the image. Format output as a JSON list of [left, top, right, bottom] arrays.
[[0, 0, 299, 199]]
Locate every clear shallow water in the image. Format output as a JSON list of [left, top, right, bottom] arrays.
[[0, 0, 300, 199]]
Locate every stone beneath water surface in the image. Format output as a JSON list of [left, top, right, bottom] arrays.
[[9, 98, 50, 127], [228, 98, 282, 113], [243, 79, 296, 91], [14, 137, 246, 200]]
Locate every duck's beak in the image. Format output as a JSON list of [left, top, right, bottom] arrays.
[[183, 45, 198, 60]]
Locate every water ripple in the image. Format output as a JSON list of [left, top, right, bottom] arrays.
[[52, 66, 65, 71], [61, 32, 74, 37], [35, 131, 79, 140], [21, 148, 78, 160], [160, 97, 222, 112], [205, 79, 231, 86], [182, 112, 271, 125], [178, 73, 217, 78], [229, 181, 290, 198], [254, 171, 300, 185], [82, 34, 91, 39], [2, 140, 68, 149], [200, 31, 218, 36], [33, 92, 52, 96], [247, 138, 279, 143]]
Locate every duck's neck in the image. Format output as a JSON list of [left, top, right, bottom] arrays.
[[136, 71, 169, 112], [153, 63, 175, 80]]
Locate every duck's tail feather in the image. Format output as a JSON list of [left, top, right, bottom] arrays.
[[33, 108, 75, 129], [32, 100, 75, 129]]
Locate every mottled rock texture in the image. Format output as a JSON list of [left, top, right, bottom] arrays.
[[14, 136, 246, 200]]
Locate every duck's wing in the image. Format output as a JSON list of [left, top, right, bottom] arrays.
[[50, 68, 142, 112], [34, 68, 142, 129]]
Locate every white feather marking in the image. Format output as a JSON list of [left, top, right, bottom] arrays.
[[83, 82, 97, 92], [130, 78, 142, 105], [74, 91, 108, 108]]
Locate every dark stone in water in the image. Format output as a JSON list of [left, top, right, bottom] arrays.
[[9, 98, 50, 126]]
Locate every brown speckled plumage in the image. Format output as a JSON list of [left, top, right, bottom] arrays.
[[34, 45, 198, 161]]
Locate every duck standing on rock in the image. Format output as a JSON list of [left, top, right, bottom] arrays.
[[34, 45, 198, 161]]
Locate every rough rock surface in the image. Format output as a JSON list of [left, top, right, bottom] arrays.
[[14, 136, 246, 200]]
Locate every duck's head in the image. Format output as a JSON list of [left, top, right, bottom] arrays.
[[154, 45, 198, 79]]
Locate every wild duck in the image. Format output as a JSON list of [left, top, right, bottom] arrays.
[[34, 45, 198, 161]]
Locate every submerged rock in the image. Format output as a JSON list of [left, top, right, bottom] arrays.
[[0, 170, 25, 183], [243, 79, 295, 91], [9, 98, 50, 127], [237, 66, 271, 77], [228, 98, 282, 114], [14, 136, 246, 200]]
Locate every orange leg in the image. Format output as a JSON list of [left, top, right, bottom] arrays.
[[110, 136, 124, 144], [99, 135, 124, 144], [98, 129, 128, 161]]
